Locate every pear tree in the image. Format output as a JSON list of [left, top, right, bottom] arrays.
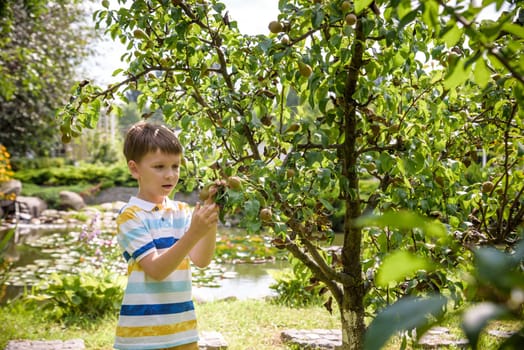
[[59, 1, 523, 349]]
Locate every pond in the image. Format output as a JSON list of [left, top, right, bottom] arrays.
[[0, 223, 289, 303]]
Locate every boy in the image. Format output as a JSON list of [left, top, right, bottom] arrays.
[[114, 121, 220, 350]]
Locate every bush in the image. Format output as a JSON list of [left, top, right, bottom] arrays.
[[13, 162, 135, 187], [23, 269, 125, 322], [0, 145, 15, 202], [10, 157, 69, 171]]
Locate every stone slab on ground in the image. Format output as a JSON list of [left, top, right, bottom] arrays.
[[4, 331, 227, 350], [199, 331, 228, 349], [417, 327, 469, 349], [4, 339, 85, 350], [281, 329, 342, 349]]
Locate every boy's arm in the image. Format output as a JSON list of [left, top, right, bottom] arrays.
[[138, 201, 219, 280], [188, 223, 217, 268]]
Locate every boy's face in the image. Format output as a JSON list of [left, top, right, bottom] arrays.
[[128, 149, 182, 204]]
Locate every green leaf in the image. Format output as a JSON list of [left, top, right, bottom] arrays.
[[474, 246, 524, 290], [462, 302, 508, 349], [354, 211, 448, 240], [319, 197, 335, 211], [421, 0, 439, 30], [354, 0, 373, 15], [311, 7, 324, 28], [0, 227, 15, 251], [444, 58, 471, 89], [397, 0, 412, 19], [473, 58, 490, 88], [355, 210, 427, 230], [501, 23, 524, 39], [442, 25, 463, 47], [376, 251, 434, 286], [364, 295, 447, 350]]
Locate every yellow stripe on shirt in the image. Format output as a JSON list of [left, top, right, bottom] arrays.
[[116, 319, 197, 338]]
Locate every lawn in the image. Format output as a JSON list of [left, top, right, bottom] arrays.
[[1, 297, 519, 349], [0, 297, 340, 350]]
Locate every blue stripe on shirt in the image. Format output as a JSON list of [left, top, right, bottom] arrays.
[[126, 281, 191, 294], [128, 237, 178, 261], [154, 236, 177, 249], [132, 241, 155, 260], [120, 301, 195, 316]]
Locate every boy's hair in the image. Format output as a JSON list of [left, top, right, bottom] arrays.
[[123, 121, 183, 162]]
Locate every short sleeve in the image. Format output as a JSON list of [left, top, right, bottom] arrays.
[[116, 207, 156, 263]]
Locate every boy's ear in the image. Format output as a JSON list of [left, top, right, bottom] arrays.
[[128, 160, 140, 179]]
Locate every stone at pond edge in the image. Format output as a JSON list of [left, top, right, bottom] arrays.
[[58, 191, 86, 211], [17, 196, 48, 218]]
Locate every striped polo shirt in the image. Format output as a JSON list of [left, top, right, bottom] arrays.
[[114, 196, 198, 350]]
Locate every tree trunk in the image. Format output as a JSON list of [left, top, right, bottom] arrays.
[[336, 13, 367, 349], [338, 214, 366, 350], [339, 292, 366, 350]]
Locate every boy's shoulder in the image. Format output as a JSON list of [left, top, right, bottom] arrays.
[[166, 198, 191, 211], [117, 197, 191, 216]]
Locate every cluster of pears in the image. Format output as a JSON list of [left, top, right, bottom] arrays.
[[198, 176, 274, 223], [198, 176, 243, 202]]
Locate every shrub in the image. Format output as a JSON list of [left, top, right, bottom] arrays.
[[23, 269, 125, 322], [10, 157, 68, 171], [0, 145, 15, 202], [13, 162, 134, 187]]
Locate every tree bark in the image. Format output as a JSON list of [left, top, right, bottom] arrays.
[[337, 15, 366, 350]]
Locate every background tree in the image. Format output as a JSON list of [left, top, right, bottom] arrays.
[[0, 0, 93, 158], [59, 0, 523, 349]]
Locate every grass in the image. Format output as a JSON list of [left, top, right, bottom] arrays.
[[0, 297, 340, 350], [1, 296, 519, 350], [195, 298, 340, 350]]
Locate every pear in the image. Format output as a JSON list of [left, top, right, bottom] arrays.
[[268, 21, 283, 34], [133, 29, 148, 40], [298, 61, 313, 77], [227, 176, 242, 191], [345, 13, 357, 26], [260, 208, 273, 222], [482, 181, 494, 193]]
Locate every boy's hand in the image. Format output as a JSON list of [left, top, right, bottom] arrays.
[[203, 179, 227, 205], [191, 201, 219, 237]]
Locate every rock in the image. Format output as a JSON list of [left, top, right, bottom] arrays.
[[0, 179, 21, 198], [0, 179, 22, 209], [199, 331, 228, 349], [281, 329, 341, 349], [17, 196, 48, 219], [59, 191, 86, 210], [4, 339, 85, 350], [487, 329, 517, 339], [417, 327, 469, 349]]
